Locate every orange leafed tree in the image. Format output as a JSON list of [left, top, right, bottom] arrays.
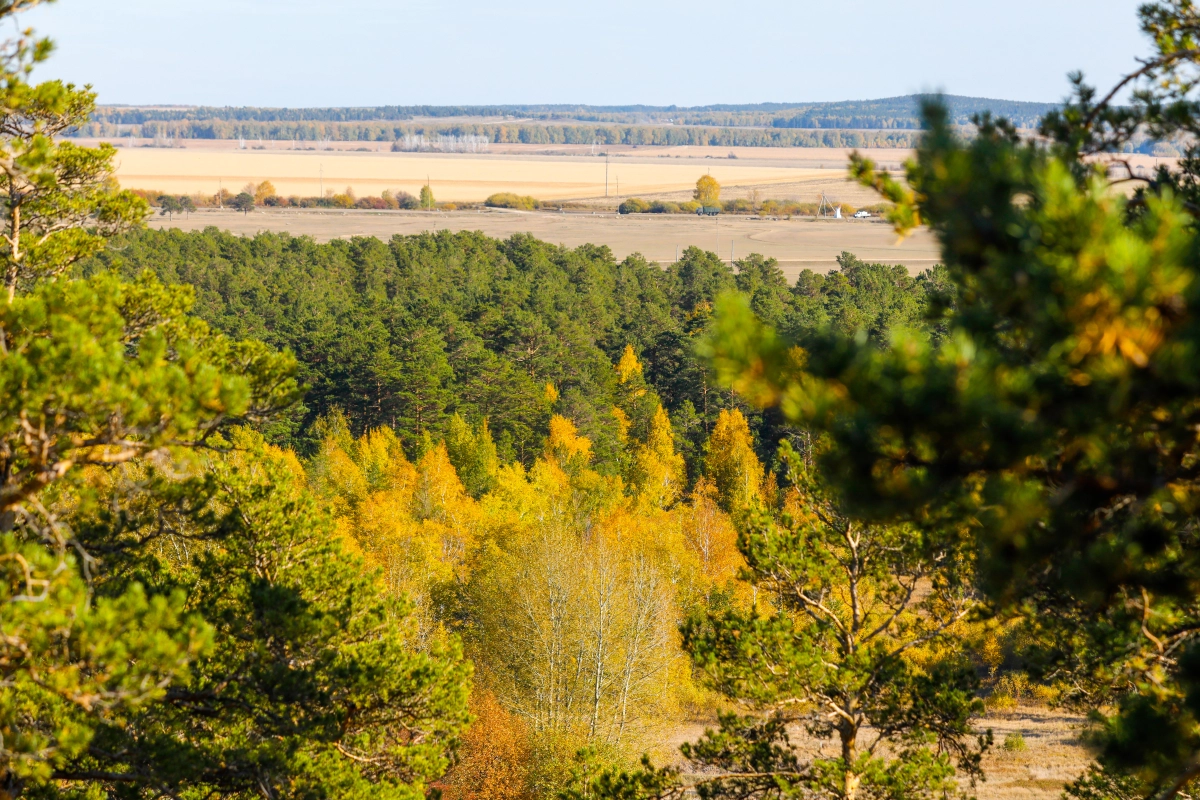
[[439, 691, 532, 800]]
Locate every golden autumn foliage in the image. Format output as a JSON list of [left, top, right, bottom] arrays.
[[252, 180, 276, 203], [615, 344, 645, 387], [300, 350, 764, 793], [629, 405, 686, 510], [309, 420, 478, 640], [679, 477, 743, 586], [694, 174, 721, 207], [467, 453, 691, 771], [546, 414, 593, 467], [611, 406, 632, 443], [703, 408, 766, 513]]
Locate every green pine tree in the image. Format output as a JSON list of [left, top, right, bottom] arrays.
[[445, 412, 499, 497], [0, 7, 471, 797], [42, 430, 471, 800]]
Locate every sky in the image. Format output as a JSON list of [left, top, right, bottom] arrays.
[[17, 1, 1149, 108]]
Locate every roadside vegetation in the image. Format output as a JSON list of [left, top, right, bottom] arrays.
[[136, 180, 449, 212], [141, 181, 891, 218], [485, 192, 541, 210], [618, 195, 890, 217], [619, 177, 889, 217]]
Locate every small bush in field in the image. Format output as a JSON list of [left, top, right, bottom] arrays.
[[1003, 732, 1027, 753]]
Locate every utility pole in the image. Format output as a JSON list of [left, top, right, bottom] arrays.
[[218, 178, 222, 209], [731, 240, 735, 266], [319, 164, 324, 198], [605, 153, 609, 198]]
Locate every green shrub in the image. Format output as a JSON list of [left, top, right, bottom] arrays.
[[618, 197, 650, 214], [649, 200, 680, 214], [394, 190, 420, 209], [485, 192, 540, 210], [1003, 732, 1027, 753], [680, 200, 701, 213]]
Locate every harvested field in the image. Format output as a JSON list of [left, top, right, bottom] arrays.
[[977, 708, 1093, 800], [93, 140, 925, 205], [152, 207, 942, 278], [97, 138, 1175, 205], [111, 147, 870, 204]]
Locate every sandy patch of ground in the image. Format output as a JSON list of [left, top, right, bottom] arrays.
[[659, 705, 1091, 800]]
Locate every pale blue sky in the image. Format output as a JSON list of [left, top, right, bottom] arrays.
[[18, 1, 1147, 107]]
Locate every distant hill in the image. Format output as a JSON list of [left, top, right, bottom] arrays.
[[91, 95, 1056, 131], [765, 96, 1056, 130]]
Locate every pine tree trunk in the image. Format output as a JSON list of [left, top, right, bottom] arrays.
[[840, 713, 860, 800]]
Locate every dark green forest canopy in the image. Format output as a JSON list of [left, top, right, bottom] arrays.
[[87, 229, 946, 475]]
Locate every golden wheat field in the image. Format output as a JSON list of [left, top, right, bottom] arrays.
[[101, 141, 908, 204], [101, 139, 1174, 205]]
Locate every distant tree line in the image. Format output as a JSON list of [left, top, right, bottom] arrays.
[[87, 95, 1056, 130], [74, 95, 1065, 149], [75, 119, 926, 148]]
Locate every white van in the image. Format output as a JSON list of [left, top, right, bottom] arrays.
[[853, 210, 871, 219]]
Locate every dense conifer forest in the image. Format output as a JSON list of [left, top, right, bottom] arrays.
[[85, 228, 947, 474]]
